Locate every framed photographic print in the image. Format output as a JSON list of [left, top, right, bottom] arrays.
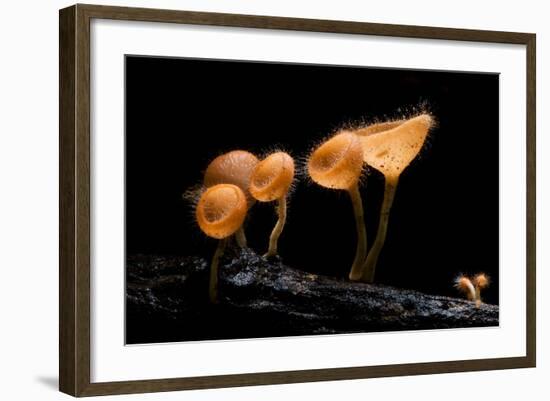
[[59, 4, 536, 397]]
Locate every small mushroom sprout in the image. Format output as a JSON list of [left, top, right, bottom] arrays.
[[356, 114, 433, 282], [196, 184, 247, 304], [307, 131, 367, 280], [249, 151, 295, 257], [204, 150, 259, 247], [455, 273, 490, 308]]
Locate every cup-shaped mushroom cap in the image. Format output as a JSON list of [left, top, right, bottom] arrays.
[[249, 152, 295, 202], [358, 114, 433, 180], [473, 273, 490, 289], [307, 131, 363, 190], [204, 150, 259, 206], [196, 184, 247, 239]]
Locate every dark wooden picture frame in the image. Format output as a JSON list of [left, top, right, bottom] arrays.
[[59, 3, 536, 397]]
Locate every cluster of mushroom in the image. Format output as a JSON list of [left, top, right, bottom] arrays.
[[193, 112, 475, 305], [195, 150, 295, 303], [307, 114, 433, 283]]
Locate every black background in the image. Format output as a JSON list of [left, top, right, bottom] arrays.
[[126, 56, 499, 305]]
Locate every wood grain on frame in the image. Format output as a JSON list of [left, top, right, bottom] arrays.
[[59, 3, 536, 397]]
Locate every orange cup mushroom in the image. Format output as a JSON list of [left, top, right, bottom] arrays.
[[249, 151, 295, 258], [196, 184, 247, 304], [473, 273, 490, 307], [307, 131, 367, 281], [455, 275, 476, 301], [356, 114, 433, 283], [204, 150, 259, 247]]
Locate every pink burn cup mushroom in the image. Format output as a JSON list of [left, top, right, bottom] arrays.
[[196, 184, 247, 304], [203, 150, 259, 248], [356, 114, 433, 283], [307, 131, 367, 281], [249, 151, 295, 258]]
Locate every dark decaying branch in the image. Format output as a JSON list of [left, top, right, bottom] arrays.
[[126, 248, 498, 343]]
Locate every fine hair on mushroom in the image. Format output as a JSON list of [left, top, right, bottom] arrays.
[[356, 113, 434, 283], [203, 150, 259, 248], [307, 131, 367, 281], [249, 151, 295, 258], [195, 184, 247, 304]]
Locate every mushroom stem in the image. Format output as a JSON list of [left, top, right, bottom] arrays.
[[360, 176, 399, 283], [265, 195, 287, 258], [474, 287, 482, 308], [209, 238, 227, 304], [235, 226, 247, 248], [348, 183, 368, 281]]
